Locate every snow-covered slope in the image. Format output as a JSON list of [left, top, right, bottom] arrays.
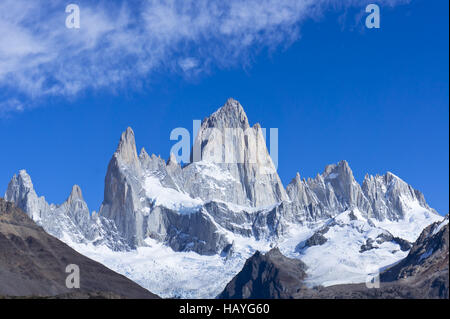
[[66, 236, 270, 299], [283, 209, 410, 287], [4, 98, 444, 298]]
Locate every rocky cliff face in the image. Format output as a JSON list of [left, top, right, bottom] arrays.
[[185, 98, 288, 207], [5, 171, 90, 242], [362, 172, 437, 221], [97, 126, 231, 254], [99, 127, 144, 247], [5, 170, 50, 222], [96, 98, 295, 253], [381, 215, 449, 295]]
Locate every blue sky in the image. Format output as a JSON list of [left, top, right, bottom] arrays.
[[0, 0, 448, 215]]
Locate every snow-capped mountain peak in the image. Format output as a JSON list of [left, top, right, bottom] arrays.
[[115, 126, 141, 170], [5, 170, 49, 222], [203, 98, 250, 130], [68, 184, 83, 202], [4, 98, 443, 298]]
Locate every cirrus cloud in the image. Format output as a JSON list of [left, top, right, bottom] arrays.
[[0, 0, 408, 114]]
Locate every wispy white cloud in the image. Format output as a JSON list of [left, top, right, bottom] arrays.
[[178, 57, 199, 72], [0, 98, 25, 115], [0, 0, 408, 113]]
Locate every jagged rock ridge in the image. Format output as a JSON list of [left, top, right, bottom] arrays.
[[3, 98, 444, 298], [5, 170, 129, 251], [5, 98, 441, 255]]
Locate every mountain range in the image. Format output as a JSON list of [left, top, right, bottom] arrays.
[[3, 98, 446, 298]]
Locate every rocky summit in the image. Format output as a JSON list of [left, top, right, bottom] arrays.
[[4, 98, 445, 298]]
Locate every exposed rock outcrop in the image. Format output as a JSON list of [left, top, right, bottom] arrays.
[[5, 170, 129, 251], [380, 215, 449, 298], [219, 248, 308, 299], [185, 98, 288, 207]]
